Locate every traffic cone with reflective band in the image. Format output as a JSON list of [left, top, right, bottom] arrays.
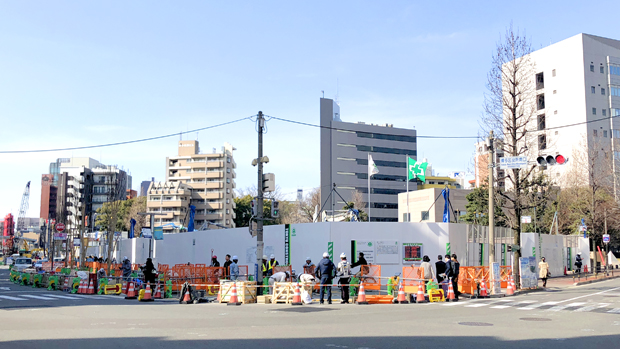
[[291, 282, 303, 305], [181, 289, 192, 304], [63, 278, 69, 292], [140, 282, 154, 302], [506, 275, 514, 296], [356, 281, 368, 305], [217, 287, 221, 302], [153, 283, 162, 299], [125, 281, 137, 299], [79, 279, 85, 294], [227, 283, 241, 306], [415, 281, 426, 303], [479, 278, 488, 298], [446, 281, 457, 302], [397, 282, 409, 304], [121, 280, 127, 295], [88, 279, 95, 294]]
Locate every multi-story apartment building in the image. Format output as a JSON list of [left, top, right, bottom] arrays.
[[146, 182, 192, 232], [320, 98, 418, 222], [91, 164, 131, 214], [514, 34, 620, 188], [164, 141, 237, 229]]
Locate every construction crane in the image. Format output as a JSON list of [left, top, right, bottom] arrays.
[[15, 181, 31, 236]]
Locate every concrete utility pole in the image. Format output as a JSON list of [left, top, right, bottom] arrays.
[[256, 111, 265, 291], [137, 212, 166, 259], [488, 130, 497, 294]]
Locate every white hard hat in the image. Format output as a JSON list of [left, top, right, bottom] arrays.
[[323, 252, 329, 258], [306, 257, 311, 261], [263, 255, 267, 259], [232, 255, 238, 260], [340, 253, 346, 258], [577, 252, 581, 255], [270, 254, 275, 259], [123, 256, 128, 261]]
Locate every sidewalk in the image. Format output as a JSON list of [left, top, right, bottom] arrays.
[[542, 271, 619, 288]]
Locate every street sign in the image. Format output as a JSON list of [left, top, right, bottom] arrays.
[[53, 233, 67, 241], [55, 223, 65, 232], [603, 234, 610, 244], [521, 216, 532, 224], [499, 156, 528, 170]]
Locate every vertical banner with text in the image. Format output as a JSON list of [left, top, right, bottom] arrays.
[[284, 224, 290, 265]]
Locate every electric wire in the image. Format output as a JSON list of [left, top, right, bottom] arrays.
[[0, 116, 255, 154]]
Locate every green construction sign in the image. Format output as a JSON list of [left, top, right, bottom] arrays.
[[446, 243, 451, 255], [328, 242, 334, 260]]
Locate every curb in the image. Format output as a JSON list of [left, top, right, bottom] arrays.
[[573, 274, 620, 286]]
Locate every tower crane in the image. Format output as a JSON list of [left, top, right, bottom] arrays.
[[16, 181, 31, 235]]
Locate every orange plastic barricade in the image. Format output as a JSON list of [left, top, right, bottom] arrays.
[[361, 265, 381, 291], [500, 266, 512, 288], [402, 266, 423, 294]]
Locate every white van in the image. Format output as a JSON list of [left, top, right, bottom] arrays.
[[13, 257, 33, 272]]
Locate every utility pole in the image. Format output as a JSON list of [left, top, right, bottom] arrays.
[[137, 212, 166, 259], [256, 111, 265, 292], [488, 130, 497, 294]]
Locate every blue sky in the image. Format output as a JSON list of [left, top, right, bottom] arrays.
[[1, 1, 619, 218]]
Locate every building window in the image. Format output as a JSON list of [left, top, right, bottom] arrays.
[[227, 157, 231, 163], [613, 109, 620, 117], [538, 135, 547, 150], [537, 114, 546, 130], [611, 87, 620, 97], [592, 108, 597, 115], [552, 69, 556, 77], [226, 209, 230, 214], [604, 130, 608, 138], [590, 64, 595, 72], [611, 65, 620, 76], [601, 66, 605, 74], [603, 109, 607, 116], [594, 130, 598, 137], [601, 88, 606, 95], [356, 131, 416, 143], [226, 189, 230, 194], [421, 211, 429, 221], [537, 94, 545, 110], [536, 72, 544, 90], [613, 130, 620, 138], [226, 178, 230, 183], [591, 86, 596, 94], [356, 145, 417, 156], [226, 220, 230, 225]]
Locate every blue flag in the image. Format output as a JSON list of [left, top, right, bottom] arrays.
[[442, 189, 450, 223], [187, 205, 196, 232], [129, 218, 136, 238]]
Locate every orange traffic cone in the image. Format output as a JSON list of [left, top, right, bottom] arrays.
[[227, 283, 241, 306], [356, 281, 368, 305], [415, 281, 426, 303], [63, 278, 69, 292], [153, 283, 162, 299], [88, 279, 95, 294], [121, 280, 127, 295], [479, 278, 488, 298], [506, 275, 514, 296], [397, 283, 409, 304], [140, 282, 154, 302], [446, 280, 457, 302], [79, 279, 85, 294], [180, 288, 192, 304], [125, 281, 137, 299], [291, 283, 303, 305]]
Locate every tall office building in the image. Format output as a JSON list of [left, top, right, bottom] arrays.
[[159, 140, 237, 229], [514, 34, 620, 188], [320, 98, 417, 222]]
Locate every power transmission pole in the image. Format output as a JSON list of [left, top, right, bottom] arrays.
[[256, 111, 265, 293], [488, 131, 497, 294]]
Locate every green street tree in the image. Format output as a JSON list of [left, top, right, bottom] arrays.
[[461, 184, 507, 226]]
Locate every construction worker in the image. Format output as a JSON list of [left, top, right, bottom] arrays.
[[121, 256, 132, 281], [315, 252, 336, 304], [387, 273, 400, 296], [211, 255, 220, 267], [97, 268, 107, 279], [261, 255, 268, 278], [303, 257, 315, 275], [223, 254, 232, 278], [267, 254, 279, 276], [269, 271, 290, 294], [337, 253, 351, 304], [351, 252, 369, 278], [230, 256, 239, 281]]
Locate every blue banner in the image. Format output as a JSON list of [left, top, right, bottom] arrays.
[[188, 205, 196, 232], [442, 189, 450, 223], [129, 218, 136, 238], [153, 226, 163, 240]]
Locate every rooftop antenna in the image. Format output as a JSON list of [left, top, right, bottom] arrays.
[[322, 90, 324, 98]]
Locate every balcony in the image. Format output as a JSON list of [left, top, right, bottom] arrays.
[[204, 192, 223, 199], [206, 181, 223, 189], [203, 202, 223, 210], [206, 161, 224, 168], [206, 171, 223, 179]]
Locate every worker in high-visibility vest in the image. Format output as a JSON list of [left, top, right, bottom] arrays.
[[264, 254, 279, 277], [387, 273, 400, 296]]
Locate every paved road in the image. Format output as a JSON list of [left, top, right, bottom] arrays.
[[1, 267, 619, 349]]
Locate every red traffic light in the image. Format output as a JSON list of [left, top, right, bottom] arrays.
[[536, 154, 567, 166], [555, 154, 566, 164]]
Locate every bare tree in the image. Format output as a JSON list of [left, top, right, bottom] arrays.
[[482, 25, 552, 287]]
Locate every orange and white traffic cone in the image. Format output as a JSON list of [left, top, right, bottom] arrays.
[[125, 281, 137, 299], [79, 279, 85, 294], [121, 280, 127, 295], [63, 278, 69, 292], [227, 283, 241, 306], [181, 288, 192, 304], [153, 283, 162, 299], [140, 282, 154, 302], [88, 279, 95, 294], [291, 283, 303, 305], [446, 280, 457, 302], [397, 282, 409, 304], [415, 281, 426, 303], [479, 278, 488, 298], [506, 275, 514, 296], [356, 281, 368, 305]]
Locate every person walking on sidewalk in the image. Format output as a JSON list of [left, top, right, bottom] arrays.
[[337, 253, 351, 304], [419, 255, 436, 288], [445, 254, 460, 300], [435, 255, 446, 284], [575, 253, 583, 274], [315, 252, 336, 304], [539, 257, 550, 288]]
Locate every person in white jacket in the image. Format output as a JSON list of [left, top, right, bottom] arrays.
[[337, 253, 351, 304], [269, 271, 290, 294]]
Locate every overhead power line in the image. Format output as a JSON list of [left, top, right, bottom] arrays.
[[0, 117, 253, 154]]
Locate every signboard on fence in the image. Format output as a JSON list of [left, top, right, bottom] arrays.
[[402, 243, 423, 262], [491, 262, 501, 292], [353, 240, 374, 264], [519, 256, 538, 289]]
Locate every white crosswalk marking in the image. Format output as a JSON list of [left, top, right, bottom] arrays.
[[20, 295, 56, 300], [490, 305, 511, 309], [607, 308, 620, 314], [574, 303, 610, 312], [0, 295, 27, 301], [519, 301, 559, 310], [43, 294, 81, 300], [465, 302, 490, 307], [548, 302, 586, 311]]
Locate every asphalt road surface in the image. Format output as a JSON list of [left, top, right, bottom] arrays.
[[1, 268, 619, 349]]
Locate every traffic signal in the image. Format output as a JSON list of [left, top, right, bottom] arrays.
[[262, 173, 275, 192], [271, 200, 279, 218], [536, 154, 567, 166], [251, 199, 257, 216]]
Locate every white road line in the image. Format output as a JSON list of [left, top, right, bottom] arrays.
[[548, 302, 586, 311], [574, 303, 610, 312], [519, 301, 560, 310], [465, 303, 490, 308], [43, 294, 81, 300], [20, 295, 56, 300], [442, 301, 468, 306], [70, 294, 111, 300], [490, 305, 511, 309], [0, 295, 26, 301], [607, 308, 620, 314], [556, 286, 620, 304]]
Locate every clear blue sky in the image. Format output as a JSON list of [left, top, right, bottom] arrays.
[[1, 1, 618, 218]]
